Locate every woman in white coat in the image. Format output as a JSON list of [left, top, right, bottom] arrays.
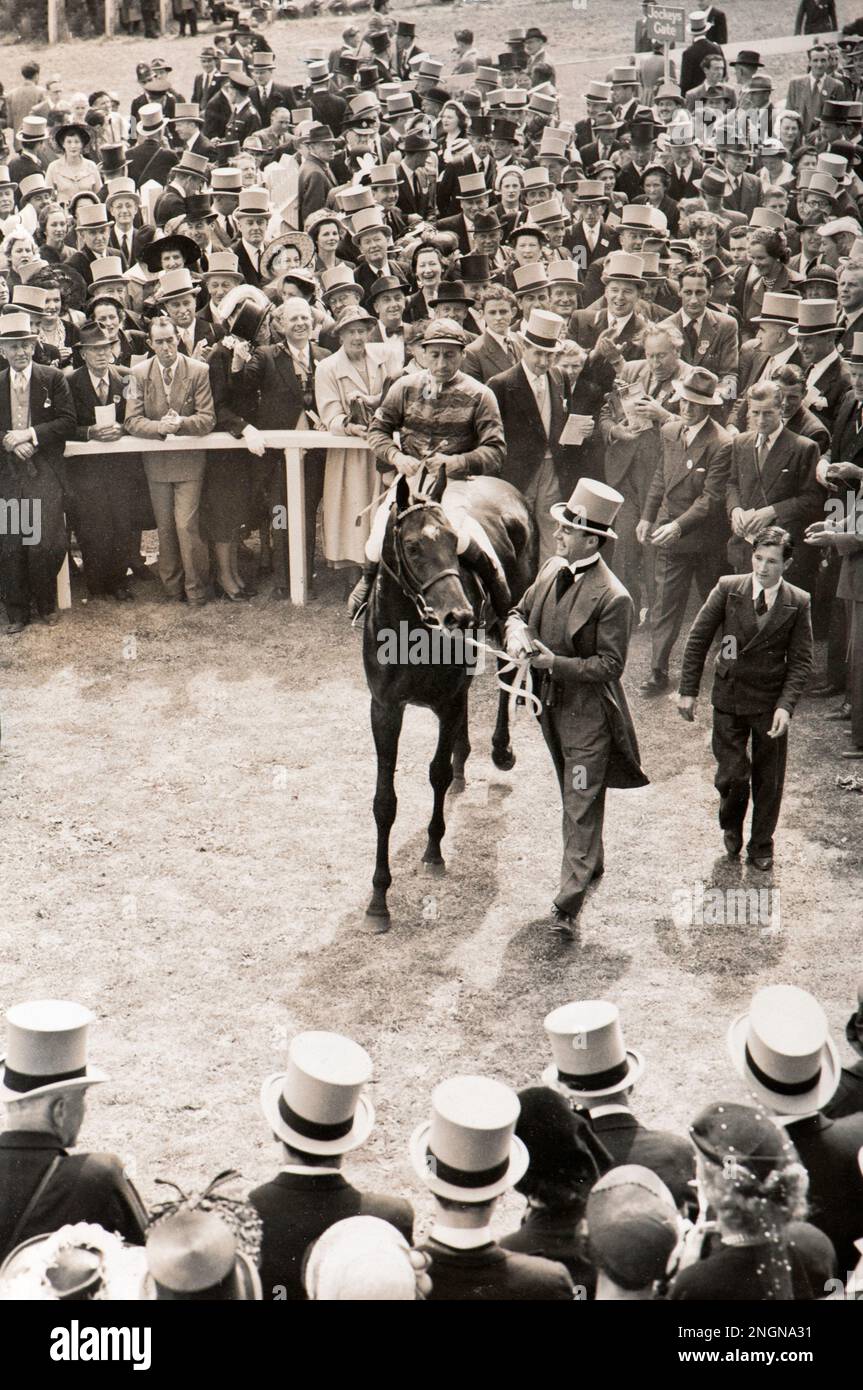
[[315, 305, 388, 585]]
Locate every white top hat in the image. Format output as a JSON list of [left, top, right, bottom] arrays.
[[521, 307, 565, 351], [236, 188, 272, 217], [260, 1031, 375, 1155], [409, 1075, 528, 1201], [351, 206, 391, 240], [602, 250, 645, 283], [727, 985, 840, 1116], [0, 1000, 107, 1102], [542, 1001, 643, 1096], [89, 255, 126, 285]]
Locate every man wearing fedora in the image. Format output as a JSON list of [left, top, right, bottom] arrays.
[[413, 1075, 574, 1300], [249, 1030, 413, 1300], [678, 525, 814, 868], [637, 366, 733, 695], [153, 150, 210, 230], [727, 984, 863, 1273], [489, 309, 585, 564], [396, 131, 435, 222], [296, 125, 339, 227], [0, 310, 75, 635], [543, 1001, 695, 1209], [124, 312, 215, 607], [0, 1000, 148, 1261], [505, 479, 649, 935]]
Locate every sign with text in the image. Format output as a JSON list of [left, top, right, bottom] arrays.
[[646, 4, 686, 46]]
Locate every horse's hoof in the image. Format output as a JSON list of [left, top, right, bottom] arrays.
[[422, 859, 446, 877], [363, 911, 391, 935], [450, 775, 466, 795], [492, 745, 516, 772]]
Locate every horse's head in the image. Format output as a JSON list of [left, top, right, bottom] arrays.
[[385, 470, 474, 630]]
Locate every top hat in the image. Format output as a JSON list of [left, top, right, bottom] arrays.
[[235, 188, 272, 217], [87, 255, 126, 289], [174, 150, 211, 180], [521, 307, 565, 351], [538, 130, 569, 160], [638, 250, 665, 281], [542, 999, 640, 1091], [351, 206, 391, 241], [620, 204, 665, 233], [586, 1164, 680, 1289], [417, 59, 444, 80], [386, 93, 415, 118], [457, 172, 488, 201], [229, 298, 271, 343], [748, 207, 786, 233], [821, 99, 863, 125], [11, 285, 50, 316], [368, 164, 398, 189], [18, 115, 48, 144], [154, 267, 201, 302], [429, 280, 472, 307], [145, 1212, 261, 1301], [727, 985, 840, 1115], [457, 253, 491, 284], [688, 8, 708, 32], [789, 298, 837, 336], [547, 260, 581, 286], [585, 81, 612, 104], [610, 66, 639, 87], [489, 119, 518, 144], [183, 192, 216, 223], [529, 93, 557, 119], [136, 103, 166, 135], [76, 202, 113, 232], [815, 152, 850, 185], [751, 291, 800, 327], [732, 49, 764, 69], [307, 60, 329, 85], [673, 365, 723, 405], [396, 19, 415, 36], [169, 104, 203, 127], [572, 179, 608, 205], [260, 1031, 375, 1156], [320, 265, 362, 302], [522, 167, 552, 194], [338, 186, 375, 216], [512, 264, 550, 297], [602, 250, 645, 283], [530, 196, 568, 227], [0, 1000, 107, 1102], [210, 167, 243, 195], [702, 253, 735, 285], [503, 88, 529, 109], [410, 1075, 528, 1201], [475, 66, 498, 88], [200, 250, 243, 282]]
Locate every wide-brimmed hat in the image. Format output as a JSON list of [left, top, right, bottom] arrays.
[[154, 267, 201, 302], [54, 123, 91, 151], [791, 299, 838, 336], [727, 984, 840, 1115], [143, 1212, 261, 1301], [0, 1000, 107, 1102], [751, 291, 800, 327], [673, 365, 723, 405], [521, 307, 565, 352], [694, 167, 733, 197], [140, 235, 201, 272], [410, 1075, 529, 1201], [260, 1030, 375, 1156], [818, 214, 862, 240], [542, 999, 640, 1092], [260, 231, 314, 281]]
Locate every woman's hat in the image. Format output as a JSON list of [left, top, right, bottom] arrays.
[[542, 999, 640, 1092], [0, 1000, 107, 1102], [727, 984, 841, 1115], [304, 1217, 417, 1301], [521, 307, 565, 351], [332, 304, 374, 335], [260, 1031, 375, 1156], [673, 365, 723, 404], [690, 1101, 794, 1177], [54, 123, 91, 151], [586, 1165, 679, 1289], [751, 292, 800, 327], [140, 234, 202, 272], [515, 1086, 612, 1195], [410, 1075, 529, 1201], [260, 231, 314, 280], [144, 1212, 261, 1301]]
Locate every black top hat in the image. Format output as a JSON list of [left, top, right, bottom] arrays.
[[396, 20, 415, 36], [470, 116, 495, 139], [230, 299, 270, 342], [490, 118, 518, 143], [497, 52, 516, 72], [458, 253, 491, 283], [183, 192, 216, 222], [338, 54, 359, 78], [213, 140, 241, 166], [366, 31, 390, 52], [99, 145, 128, 175], [423, 87, 452, 109], [429, 280, 473, 306], [359, 65, 382, 90]]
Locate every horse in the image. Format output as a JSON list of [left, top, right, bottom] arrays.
[[362, 468, 538, 932]]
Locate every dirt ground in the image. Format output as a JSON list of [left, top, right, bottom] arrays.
[[1, 0, 862, 1233]]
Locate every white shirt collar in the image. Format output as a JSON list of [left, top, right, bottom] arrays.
[[521, 361, 548, 390], [589, 1103, 631, 1118], [682, 310, 704, 333], [752, 574, 782, 608], [430, 1224, 494, 1251], [604, 309, 633, 331], [242, 238, 262, 262], [569, 553, 601, 575], [485, 327, 511, 350], [11, 364, 32, 386], [768, 341, 798, 369], [88, 368, 111, 389], [757, 423, 783, 452], [685, 416, 708, 445], [279, 1163, 341, 1176], [808, 348, 839, 384]]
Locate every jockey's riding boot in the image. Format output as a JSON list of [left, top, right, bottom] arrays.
[[348, 562, 378, 618], [459, 538, 511, 625]]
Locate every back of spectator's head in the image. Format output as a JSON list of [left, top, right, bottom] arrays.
[[21, 62, 40, 81], [304, 1217, 421, 1300], [586, 1165, 680, 1294], [514, 1087, 613, 1207]]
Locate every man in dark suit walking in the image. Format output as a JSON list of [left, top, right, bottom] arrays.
[[0, 999, 148, 1261], [0, 311, 75, 634], [678, 526, 814, 869], [249, 1030, 413, 1301], [505, 479, 649, 934]]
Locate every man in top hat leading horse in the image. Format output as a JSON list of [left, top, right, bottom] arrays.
[[0, 1000, 148, 1261], [505, 479, 649, 938]]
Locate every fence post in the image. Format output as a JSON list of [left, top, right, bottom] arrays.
[[284, 445, 308, 605], [105, 0, 115, 37]]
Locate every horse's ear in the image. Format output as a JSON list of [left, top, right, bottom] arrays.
[[394, 474, 410, 512], [428, 467, 447, 504]]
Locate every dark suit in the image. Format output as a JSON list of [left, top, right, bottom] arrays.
[[462, 330, 521, 384], [679, 573, 814, 855], [726, 426, 822, 579], [202, 88, 233, 140], [569, 305, 649, 367], [670, 1221, 836, 1300], [0, 363, 75, 625], [192, 70, 225, 111], [568, 220, 614, 276], [644, 416, 733, 676], [248, 1171, 413, 1300], [420, 1238, 574, 1301], [0, 1131, 148, 1261], [727, 344, 804, 431], [784, 1112, 863, 1275], [661, 307, 739, 386], [505, 557, 649, 917], [308, 89, 347, 137], [251, 81, 299, 128], [722, 171, 763, 220], [680, 38, 724, 95], [589, 1110, 695, 1209], [66, 364, 136, 597], [297, 155, 337, 228], [396, 165, 435, 221]]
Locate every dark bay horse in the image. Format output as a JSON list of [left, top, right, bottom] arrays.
[[362, 469, 538, 932]]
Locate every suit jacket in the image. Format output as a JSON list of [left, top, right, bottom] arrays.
[[241, 342, 329, 429], [704, 5, 728, 42], [126, 136, 165, 187], [680, 38, 724, 95], [569, 305, 649, 365], [0, 1131, 148, 1261], [599, 358, 683, 490], [506, 557, 650, 790], [784, 1112, 863, 1275], [728, 343, 805, 430], [662, 307, 739, 384], [679, 573, 814, 714], [396, 164, 435, 221], [67, 364, 128, 440], [735, 263, 803, 331], [727, 425, 822, 540], [203, 88, 233, 140], [0, 362, 74, 468], [436, 152, 494, 221], [786, 73, 845, 134], [230, 238, 266, 289], [249, 1171, 413, 1300], [785, 403, 830, 452], [251, 82, 299, 128], [192, 70, 225, 110], [666, 157, 705, 203], [153, 183, 187, 229], [579, 139, 622, 172], [589, 1110, 695, 1209], [462, 330, 521, 384], [488, 362, 582, 498], [643, 417, 733, 549], [108, 224, 155, 268], [124, 352, 215, 481], [436, 211, 474, 256], [308, 89, 347, 137], [568, 219, 614, 272], [420, 1238, 574, 1301], [297, 155, 336, 228], [722, 171, 763, 219], [807, 356, 853, 429], [823, 1061, 863, 1121]]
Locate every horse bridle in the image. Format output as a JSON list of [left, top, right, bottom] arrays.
[[380, 499, 465, 627]]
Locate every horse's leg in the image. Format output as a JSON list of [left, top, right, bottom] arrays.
[[450, 686, 471, 794], [491, 657, 516, 771], [366, 696, 404, 932], [422, 691, 464, 870]]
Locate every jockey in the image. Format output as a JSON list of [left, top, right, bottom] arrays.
[[348, 317, 512, 621]]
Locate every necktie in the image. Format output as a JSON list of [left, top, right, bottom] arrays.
[[534, 374, 551, 436], [857, 403, 863, 434], [684, 319, 699, 358], [164, 366, 173, 394], [97, 377, 108, 404], [123, 234, 131, 262], [755, 588, 768, 617], [756, 434, 768, 471], [556, 566, 576, 600]]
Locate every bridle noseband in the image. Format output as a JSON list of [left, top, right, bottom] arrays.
[[380, 498, 466, 627]]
